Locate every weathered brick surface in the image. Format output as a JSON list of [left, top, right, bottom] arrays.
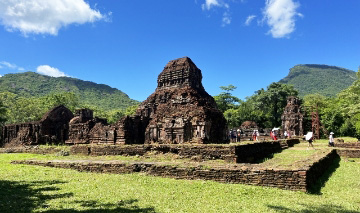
[[0, 146, 63, 154], [1, 106, 73, 146], [281, 96, 303, 137], [12, 149, 336, 192], [334, 142, 360, 149], [335, 149, 360, 158], [70, 139, 300, 163], [306, 149, 339, 188]]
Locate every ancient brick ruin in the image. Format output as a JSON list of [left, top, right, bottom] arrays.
[[66, 109, 110, 144], [1, 57, 227, 147], [281, 96, 303, 137], [66, 57, 227, 145], [136, 57, 227, 144], [1, 105, 73, 146]]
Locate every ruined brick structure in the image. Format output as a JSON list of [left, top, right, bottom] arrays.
[[281, 96, 303, 136], [66, 109, 110, 144], [240, 121, 258, 130], [1, 105, 73, 146], [135, 57, 228, 144], [66, 57, 228, 145]]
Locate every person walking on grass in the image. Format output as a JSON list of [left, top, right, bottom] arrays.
[[329, 132, 335, 147], [305, 132, 315, 150]]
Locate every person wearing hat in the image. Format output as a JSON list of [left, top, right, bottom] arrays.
[[329, 132, 335, 147], [236, 129, 241, 142]]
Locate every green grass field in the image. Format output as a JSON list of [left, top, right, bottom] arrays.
[[0, 140, 359, 212]]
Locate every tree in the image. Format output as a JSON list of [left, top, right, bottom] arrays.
[[42, 92, 79, 112], [107, 109, 125, 124], [124, 104, 139, 116], [0, 100, 7, 126], [249, 83, 298, 128], [213, 85, 240, 113]]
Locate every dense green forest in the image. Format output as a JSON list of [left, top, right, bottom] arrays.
[[214, 83, 298, 129], [0, 72, 139, 125], [279, 64, 356, 97], [0, 72, 138, 111]]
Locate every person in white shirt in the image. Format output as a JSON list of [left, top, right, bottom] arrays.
[[329, 132, 335, 147]]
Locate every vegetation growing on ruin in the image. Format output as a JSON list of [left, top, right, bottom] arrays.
[[279, 64, 357, 97]]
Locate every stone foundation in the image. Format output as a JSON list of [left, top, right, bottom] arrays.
[[70, 139, 300, 163], [334, 142, 360, 149], [335, 149, 360, 158], [11, 149, 338, 192]]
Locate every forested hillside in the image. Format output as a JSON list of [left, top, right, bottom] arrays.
[[279, 64, 356, 97], [0, 72, 139, 110]]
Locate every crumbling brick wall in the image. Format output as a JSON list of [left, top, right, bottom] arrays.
[[1, 105, 73, 146]]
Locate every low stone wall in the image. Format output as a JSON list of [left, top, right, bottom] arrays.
[[70, 139, 300, 163], [12, 148, 336, 192], [306, 150, 339, 188], [11, 159, 308, 191], [335, 149, 360, 158], [0, 146, 64, 155], [334, 142, 360, 149]]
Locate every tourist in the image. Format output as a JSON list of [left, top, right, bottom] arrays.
[[273, 130, 277, 140], [305, 132, 315, 150], [284, 131, 288, 139], [329, 132, 335, 147], [231, 130, 236, 142], [252, 130, 256, 141], [236, 129, 241, 142], [256, 130, 259, 141]]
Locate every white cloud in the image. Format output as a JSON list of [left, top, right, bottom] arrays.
[[0, 0, 107, 36], [202, 0, 232, 27], [0, 61, 16, 69], [222, 12, 231, 26], [0, 61, 25, 71], [36, 65, 68, 77], [245, 15, 256, 26], [263, 0, 302, 38], [202, 0, 221, 10]]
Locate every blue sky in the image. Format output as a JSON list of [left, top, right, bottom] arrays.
[[0, 0, 359, 101]]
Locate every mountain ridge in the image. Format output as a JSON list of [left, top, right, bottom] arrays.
[[0, 71, 139, 110], [279, 64, 357, 97]]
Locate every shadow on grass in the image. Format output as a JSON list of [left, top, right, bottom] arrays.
[[0, 180, 72, 212], [253, 153, 275, 164], [0, 180, 156, 213], [307, 155, 341, 195], [267, 204, 359, 213], [44, 199, 156, 212]]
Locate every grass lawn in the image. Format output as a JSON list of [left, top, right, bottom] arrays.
[[0, 140, 359, 212]]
